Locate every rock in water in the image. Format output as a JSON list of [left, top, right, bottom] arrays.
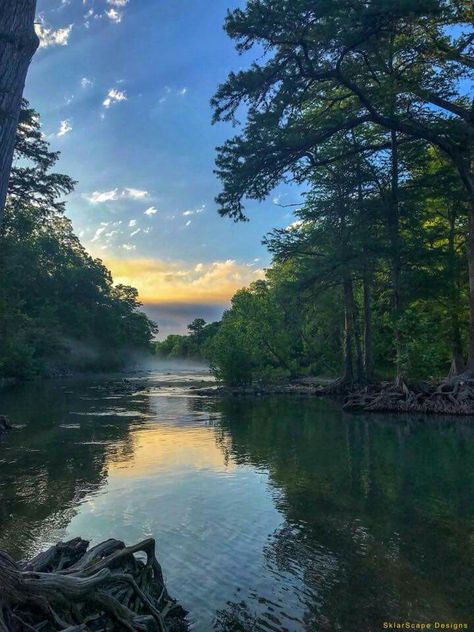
[[0, 537, 188, 631]]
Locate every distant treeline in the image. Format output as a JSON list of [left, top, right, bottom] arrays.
[[0, 104, 157, 379]]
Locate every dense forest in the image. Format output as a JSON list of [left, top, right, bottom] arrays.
[[157, 0, 474, 390], [0, 105, 157, 379]]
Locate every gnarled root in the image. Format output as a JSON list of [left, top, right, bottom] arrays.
[[0, 538, 188, 632], [343, 378, 474, 415]]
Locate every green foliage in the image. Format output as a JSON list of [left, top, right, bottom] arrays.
[[0, 105, 158, 378], [155, 320, 220, 362]]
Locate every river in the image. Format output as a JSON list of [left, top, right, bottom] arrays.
[[0, 370, 472, 631]]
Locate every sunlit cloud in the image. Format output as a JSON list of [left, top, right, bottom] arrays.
[[129, 219, 137, 227], [102, 88, 127, 109], [96, 257, 265, 304], [57, 119, 72, 136], [144, 206, 158, 216], [35, 21, 73, 48], [105, 8, 122, 23]]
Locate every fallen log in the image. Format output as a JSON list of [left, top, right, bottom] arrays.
[[0, 538, 188, 632]]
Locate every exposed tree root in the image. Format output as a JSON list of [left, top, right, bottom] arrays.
[[343, 378, 474, 415], [0, 538, 188, 632], [0, 416, 12, 436]]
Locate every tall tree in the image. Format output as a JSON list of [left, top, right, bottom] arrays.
[[212, 0, 474, 370], [0, 0, 39, 225]]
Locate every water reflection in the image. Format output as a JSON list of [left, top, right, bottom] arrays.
[[0, 374, 472, 632]]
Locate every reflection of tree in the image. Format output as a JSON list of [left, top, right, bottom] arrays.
[[203, 398, 474, 631], [0, 379, 150, 560]]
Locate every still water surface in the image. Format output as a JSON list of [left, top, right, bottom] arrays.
[[0, 371, 473, 631]]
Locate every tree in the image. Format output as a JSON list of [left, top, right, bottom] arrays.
[[0, 105, 158, 377], [0, 0, 39, 224], [212, 0, 474, 370]]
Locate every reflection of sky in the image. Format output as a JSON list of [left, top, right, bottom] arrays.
[[28, 0, 303, 333], [62, 406, 306, 631]]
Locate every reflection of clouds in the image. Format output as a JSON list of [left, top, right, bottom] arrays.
[[107, 421, 235, 478]]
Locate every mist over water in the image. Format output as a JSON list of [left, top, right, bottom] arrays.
[[0, 372, 472, 631]]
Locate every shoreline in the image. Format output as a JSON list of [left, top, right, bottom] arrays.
[[194, 378, 474, 417]]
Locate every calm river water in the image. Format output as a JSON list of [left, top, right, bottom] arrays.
[[0, 370, 472, 631]]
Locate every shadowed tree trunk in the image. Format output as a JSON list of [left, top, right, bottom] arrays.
[[362, 255, 374, 382], [0, 0, 39, 225], [447, 206, 465, 378]]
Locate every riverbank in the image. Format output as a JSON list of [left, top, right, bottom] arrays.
[[194, 376, 474, 416]]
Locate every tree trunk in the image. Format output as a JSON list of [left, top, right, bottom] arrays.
[[388, 129, 404, 381], [447, 206, 465, 377], [0, 0, 39, 225], [342, 275, 354, 384], [348, 278, 364, 383], [362, 254, 374, 382]]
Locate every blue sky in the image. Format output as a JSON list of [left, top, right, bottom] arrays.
[[27, 0, 300, 336]]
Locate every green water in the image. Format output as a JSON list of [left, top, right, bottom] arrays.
[[0, 371, 472, 631]]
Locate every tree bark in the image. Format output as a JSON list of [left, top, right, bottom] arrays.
[[388, 129, 403, 381], [0, 0, 39, 226], [362, 254, 374, 382], [342, 275, 354, 384], [447, 206, 465, 377]]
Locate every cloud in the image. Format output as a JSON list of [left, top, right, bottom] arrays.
[[144, 206, 157, 216], [182, 204, 205, 217], [85, 188, 148, 204], [185, 220, 192, 227], [105, 8, 122, 23], [122, 244, 136, 251], [129, 219, 137, 227], [96, 257, 265, 304], [81, 76, 93, 88], [86, 189, 119, 204], [178, 87, 188, 96], [130, 228, 141, 237], [107, 0, 128, 5], [57, 119, 72, 136], [35, 21, 73, 48], [123, 187, 148, 199], [103, 88, 127, 109], [91, 226, 107, 242]]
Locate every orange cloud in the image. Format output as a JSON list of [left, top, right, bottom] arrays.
[[98, 256, 265, 304]]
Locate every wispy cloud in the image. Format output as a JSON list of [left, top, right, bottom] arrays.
[[107, 0, 129, 5], [182, 204, 205, 217], [35, 21, 73, 48], [81, 76, 93, 88], [124, 187, 148, 199], [144, 206, 158, 216], [57, 119, 72, 136], [103, 88, 127, 109], [85, 188, 149, 204]]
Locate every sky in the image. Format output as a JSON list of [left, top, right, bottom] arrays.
[[27, 0, 301, 337]]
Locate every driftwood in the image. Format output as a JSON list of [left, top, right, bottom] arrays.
[[0, 538, 188, 632], [343, 378, 474, 415]]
